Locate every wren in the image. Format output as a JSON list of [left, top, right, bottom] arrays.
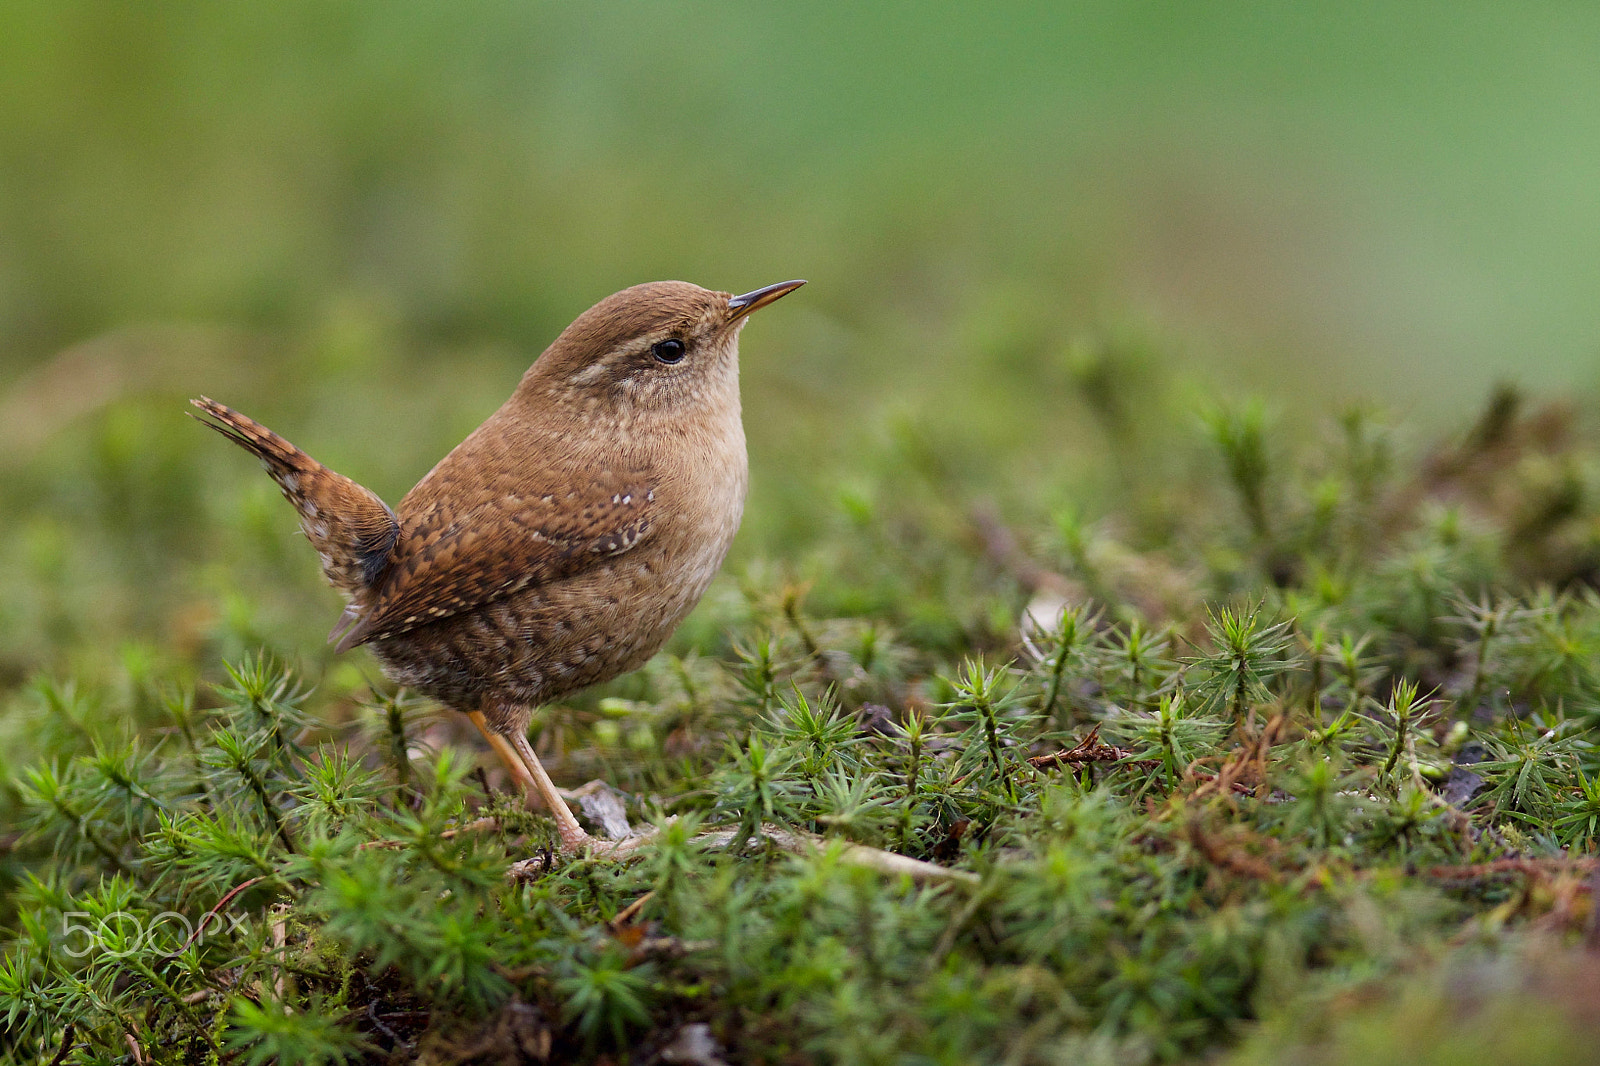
[[193, 279, 804, 850]]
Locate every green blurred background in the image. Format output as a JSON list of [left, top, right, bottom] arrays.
[[2, 0, 1599, 693]]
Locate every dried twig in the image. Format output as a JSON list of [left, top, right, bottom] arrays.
[[47, 1024, 75, 1066], [181, 876, 265, 951], [1188, 716, 1288, 801], [507, 823, 979, 886], [693, 825, 980, 885], [270, 905, 289, 1000], [611, 891, 655, 928], [1028, 725, 1157, 772], [1187, 770, 1257, 797]]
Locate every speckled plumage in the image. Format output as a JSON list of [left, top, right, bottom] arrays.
[[194, 278, 803, 849]]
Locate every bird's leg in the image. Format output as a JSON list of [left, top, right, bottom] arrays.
[[507, 728, 592, 852], [465, 710, 540, 797], [467, 709, 592, 853]]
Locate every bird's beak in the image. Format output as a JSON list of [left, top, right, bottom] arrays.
[[726, 279, 806, 324]]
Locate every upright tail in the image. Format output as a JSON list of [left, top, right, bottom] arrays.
[[191, 397, 400, 614]]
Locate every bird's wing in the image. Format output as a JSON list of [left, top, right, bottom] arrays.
[[191, 398, 399, 598], [331, 478, 656, 651]]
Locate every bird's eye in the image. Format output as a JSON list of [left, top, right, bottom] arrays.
[[651, 338, 686, 364]]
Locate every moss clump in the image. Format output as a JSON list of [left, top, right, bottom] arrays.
[[5, 386, 1600, 1064]]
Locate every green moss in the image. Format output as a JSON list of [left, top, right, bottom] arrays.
[[5, 387, 1600, 1063]]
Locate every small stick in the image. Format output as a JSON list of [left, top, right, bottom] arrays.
[[611, 891, 655, 928], [48, 1024, 75, 1066], [1188, 770, 1256, 797], [696, 825, 980, 885], [270, 907, 288, 1000], [367, 1000, 401, 1045], [1028, 725, 1158, 772], [181, 876, 265, 951], [507, 823, 980, 885]]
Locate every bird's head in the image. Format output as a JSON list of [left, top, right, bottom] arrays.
[[520, 279, 805, 415]]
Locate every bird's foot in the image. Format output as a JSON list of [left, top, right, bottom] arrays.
[[557, 824, 592, 854], [509, 825, 657, 880], [565, 826, 657, 858]]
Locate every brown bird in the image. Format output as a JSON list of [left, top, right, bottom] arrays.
[[192, 279, 804, 851]]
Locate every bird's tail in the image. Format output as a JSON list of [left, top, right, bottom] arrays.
[[190, 397, 400, 604]]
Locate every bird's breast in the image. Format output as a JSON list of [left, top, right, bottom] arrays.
[[653, 413, 748, 598]]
